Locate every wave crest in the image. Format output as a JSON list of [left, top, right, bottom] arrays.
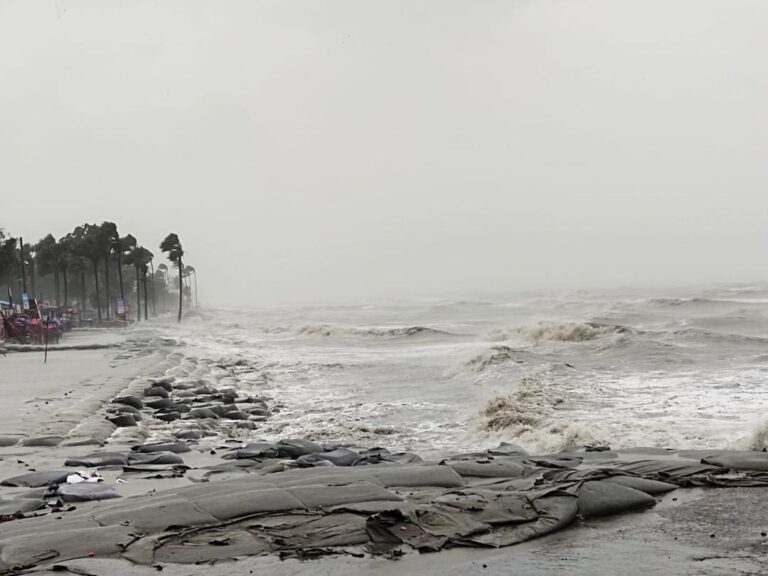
[[490, 321, 629, 344], [464, 346, 525, 372], [298, 323, 448, 338], [476, 367, 609, 452]]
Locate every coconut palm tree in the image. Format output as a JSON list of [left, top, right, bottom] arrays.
[[33, 234, 59, 304], [0, 230, 18, 300], [160, 233, 184, 322], [21, 241, 35, 299], [141, 250, 153, 320], [99, 222, 118, 320], [125, 246, 152, 321], [184, 265, 198, 308], [71, 224, 105, 322], [149, 260, 157, 316], [56, 235, 73, 308], [112, 233, 136, 313]]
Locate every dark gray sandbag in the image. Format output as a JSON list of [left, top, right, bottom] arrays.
[[234, 421, 258, 430], [296, 448, 361, 467], [286, 481, 402, 508], [108, 414, 137, 427], [156, 411, 181, 422], [366, 509, 450, 552], [276, 439, 325, 459], [603, 475, 678, 495], [222, 410, 250, 420], [409, 506, 490, 540], [432, 490, 538, 525], [120, 465, 188, 479], [175, 430, 204, 440], [208, 405, 232, 417], [65, 452, 129, 467], [445, 459, 530, 478], [228, 442, 279, 460], [354, 451, 423, 465], [2, 471, 70, 488], [466, 494, 578, 547], [294, 455, 336, 467], [527, 455, 583, 469], [19, 436, 65, 447], [194, 487, 305, 520], [109, 404, 142, 418], [216, 388, 238, 400], [0, 524, 135, 568], [616, 459, 720, 479], [251, 512, 369, 550], [369, 465, 465, 488], [263, 464, 464, 489], [246, 406, 270, 417], [57, 482, 121, 502], [145, 397, 175, 410], [174, 477, 278, 499], [152, 529, 271, 564], [0, 497, 46, 516], [577, 480, 657, 518], [113, 395, 143, 409], [241, 397, 269, 408], [702, 451, 768, 472], [143, 386, 169, 399], [187, 408, 219, 420], [94, 496, 218, 531], [133, 441, 191, 454], [264, 468, 383, 488], [129, 451, 185, 465], [331, 500, 416, 515], [150, 376, 175, 388]]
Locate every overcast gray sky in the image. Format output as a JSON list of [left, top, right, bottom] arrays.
[[1, 0, 766, 304]]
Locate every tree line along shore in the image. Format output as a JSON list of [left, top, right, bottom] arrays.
[[0, 222, 193, 327]]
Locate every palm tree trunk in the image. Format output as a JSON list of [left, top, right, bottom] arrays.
[[135, 266, 141, 321], [63, 268, 68, 308], [80, 271, 86, 321], [117, 253, 125, 309], [104, 258, 111, 320], [93, 260, 102, 323], [143, 269, 149, 320], [54, 269, 60, 307], [193, 272, 198, 308], [150, 261, 156, 316], [177, 257, 183, 323]]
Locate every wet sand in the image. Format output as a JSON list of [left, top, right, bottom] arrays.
[[1, 329, 767, 575]]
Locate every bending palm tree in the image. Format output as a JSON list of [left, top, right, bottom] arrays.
[[160, 233, 184, 323], [113, 234, 137, 314], [126, 246, 153, 321]]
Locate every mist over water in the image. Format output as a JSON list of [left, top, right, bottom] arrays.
[[139, 283, 768, 458], [2, 0, 768, 306]]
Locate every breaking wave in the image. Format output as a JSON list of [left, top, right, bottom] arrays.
[[670, 328, 768, 345], [298, 323, 449, 339], [748, 418, 768, 451], [473, 365, 614, 453], [464, 345, 526, 372], [489, 321, 630, 344]]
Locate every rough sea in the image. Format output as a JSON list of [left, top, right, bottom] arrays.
[[138, 284, 768, 459]]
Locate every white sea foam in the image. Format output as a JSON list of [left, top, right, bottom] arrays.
[[138, 284, 768, 456]]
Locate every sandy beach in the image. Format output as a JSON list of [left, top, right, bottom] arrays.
[[0, 326, 766, 575]]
